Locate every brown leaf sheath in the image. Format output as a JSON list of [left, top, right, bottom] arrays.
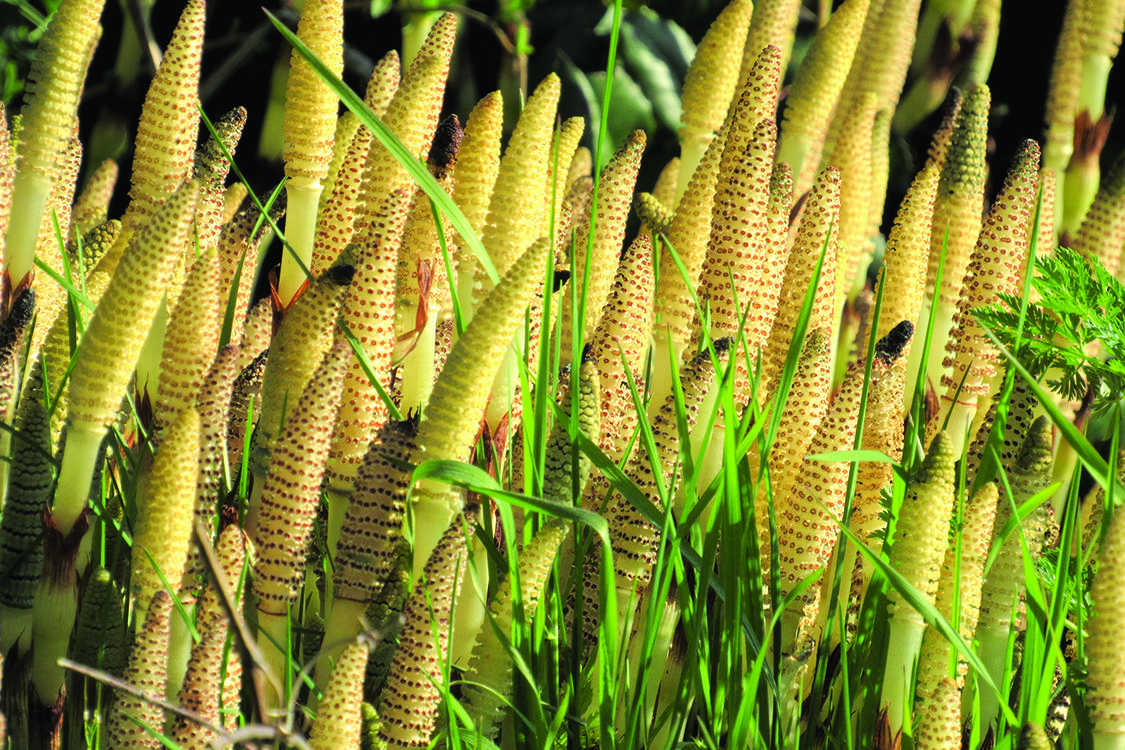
[[874, 163, 939, 350], [754, 327, 834, 571], [939, 141, 1040, 449], [450, 91, 504, 288], [474, 75, 561, 304], [130, 406, 201, 624], [69, 158, 118, 241], [558, 130, 646, 361], [155, 246, 222, 431], [253, 342, 348, 613], [105, 591, 174, 749], [376, 514, 470, 749], [325, 188, 412, 493], [115, 0, 205, 257], [310, 639, 370, 749], [761, 167, 841, 399], [354, 15, 457, 236], [170, 526, 247, 749]]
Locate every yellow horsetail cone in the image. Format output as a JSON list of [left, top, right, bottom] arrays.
[[410, 237, 550, 579], [940, 141, 1040, 454], [549, 117, 587, 238], [875, 163, 939, 356], [476, 75, 561, 301], [377, 512, 470, 749], [310, 124, 375, 275], [762, 167, 841, 397], [754, 327, 834, 566], [130, 406, 201, 624], [253, 342, 347, 712], [450, 91, 504, 293], [311, 638, 370, 749], [105, 590, 174, 749], [250, 264, 353, 501], [171, 525, 247, 748], [829, 92, 878, 301], [698, 119, 777, 402], [882, 431, 956, 736], [1088, 503, 1125, 747], [354, 14, 457, 233], [918, 84, 989, 390], [846, 322, 913, 595], [740, 0, 802, 86], [776, 0, 869, 196], [319, 49, 399, 224], [116, 0, 205, 256], [278, 0, 344, 308], [559, 130, 646, 361], [1044, 0, 1084, 176], [676, 0, 754, 199], [914, 480, 998, 723], [57, 179, 198, 536], [155, 246, 221, 431], [70, 158, 118, 240], [0, 102, 12, 262], [3, 0, 105, 287], [1074, 150, 1125, 276], [324, 188, 412, 494]]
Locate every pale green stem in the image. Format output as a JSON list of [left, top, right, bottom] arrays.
[[324, 487, 349, 616], [675, 139, 708, 207], [484, 336, 522, 434], [882, 617, 925, 737], [1095, 734, 1125, 750], [257, 609, 291, 721], [450, 534, 489, 669], [4, 170, 53, 287], [410, 484, 459, 581], [278, 181, 322, 308], [973, 622, 1010, 736], [135, 296, 167, 410], [30, 573, 81, 705], [166, 601, 195, 703], [54, 427, 105, 536], [400, 313, 438, 418], [313, 597, 366, 704], [401, 10, 443, 70]]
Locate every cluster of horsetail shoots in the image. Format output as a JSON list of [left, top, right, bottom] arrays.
[[0, 0, 1123, 747]]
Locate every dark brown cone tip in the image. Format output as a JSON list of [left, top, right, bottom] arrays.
[[323, 263, 356, 287], [874, 321, 914, 363], [430, 114, 463, 177], [0, 287, 35, 351]]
